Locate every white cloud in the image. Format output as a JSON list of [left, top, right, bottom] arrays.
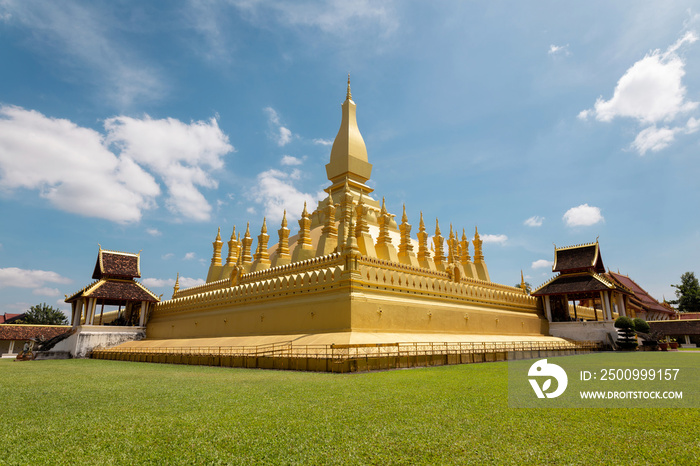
[[0, 106, 159, 223], [264, 107, 294, 147], [630, 116, 700, 155], [181, 277, 206, 288], [579, 31, 699, 154], [278, 127, 292, 146], [532, 259, 554, 269], [524, 216, 544, 227], [1, 1, 164, 108], [250, 168, 325, 223], [161, 253, 175, 260], [480, 234, 507, 244], [584, 32, 697, 124], [105, 115, 233, 222], [141, 278, 172, 288], [184, 252, 197, 260], [33, 287, 61, 297], [281, 155, 303, 166], [548, 44, 570, 56], [0, 267, 72, 289], [631, 126, 680, 155], [0, 106, 232, 223], [563, 204, 604, 227], [687, 117, 700, 133], [146, 228, 162, 237], [313, 138, 333, 146]]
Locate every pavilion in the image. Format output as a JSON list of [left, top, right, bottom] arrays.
[[531, 241, 632, 323], [66, 247, 159, 327]]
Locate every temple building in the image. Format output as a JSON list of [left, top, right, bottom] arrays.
[[531, 241, 673, 344], [112, 79, 567, 355], [605, 272, 675, 321]]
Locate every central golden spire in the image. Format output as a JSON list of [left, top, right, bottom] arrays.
[[326, 76, 372, 194]]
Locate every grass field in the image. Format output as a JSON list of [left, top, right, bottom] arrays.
[[1, 354, 698, 465]]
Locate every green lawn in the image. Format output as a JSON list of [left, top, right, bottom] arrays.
[[1, 355, 698, 465]]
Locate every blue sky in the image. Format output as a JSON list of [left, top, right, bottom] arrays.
[[1, 1, 699, 317]]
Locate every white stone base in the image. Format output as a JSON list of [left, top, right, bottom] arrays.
[[549, 321, 618, 344], [49, 326, 146, 358]]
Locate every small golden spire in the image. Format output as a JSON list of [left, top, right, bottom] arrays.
[[402, 204, 408, 223], [172, 272, 180, 298], [281, 210, 287, 228], [419, 211, 425, 229], [261, 217, 267, 234], [520, 270, 525, 288], [215, 227, 221, 242], [381, 197, 387, 215], [245, 222, 250, 237], [230, 225, 236, 240], [435, 218, 441, 236], [346, 73, 352, 100], [302, 201, 308, 217]]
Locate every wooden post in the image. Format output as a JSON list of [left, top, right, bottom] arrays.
[[544, 295, 553, 321]]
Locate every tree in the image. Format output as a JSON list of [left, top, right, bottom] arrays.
[[669, 272, 700, 313], [514, 282, 532, 294], [15, 303, 68, 325]]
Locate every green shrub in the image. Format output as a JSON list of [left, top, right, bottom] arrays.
[[632, 318, 650, 334], [614, 316, 634, 329], [614, 316, 637, 350]]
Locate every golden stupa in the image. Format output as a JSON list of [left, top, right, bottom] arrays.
[[132, 79, 551, 350]]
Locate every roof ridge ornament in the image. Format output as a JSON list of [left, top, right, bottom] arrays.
[[346, 73, 352, 101]]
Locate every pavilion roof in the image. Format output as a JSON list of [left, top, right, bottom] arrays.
[[531, 272, 625, 297], [66, 279, 159, 305], [92, 248, 140, 279], [552, 242, 605, 274]]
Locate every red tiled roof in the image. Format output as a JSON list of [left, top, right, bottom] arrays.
[[0, 313, 23, 324], [607, 272, 673, 314], [0, 325, 70, 341], [92, 249, 140, 279]]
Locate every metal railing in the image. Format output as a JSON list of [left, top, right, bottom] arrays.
[[93, 339, 600, 361]]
